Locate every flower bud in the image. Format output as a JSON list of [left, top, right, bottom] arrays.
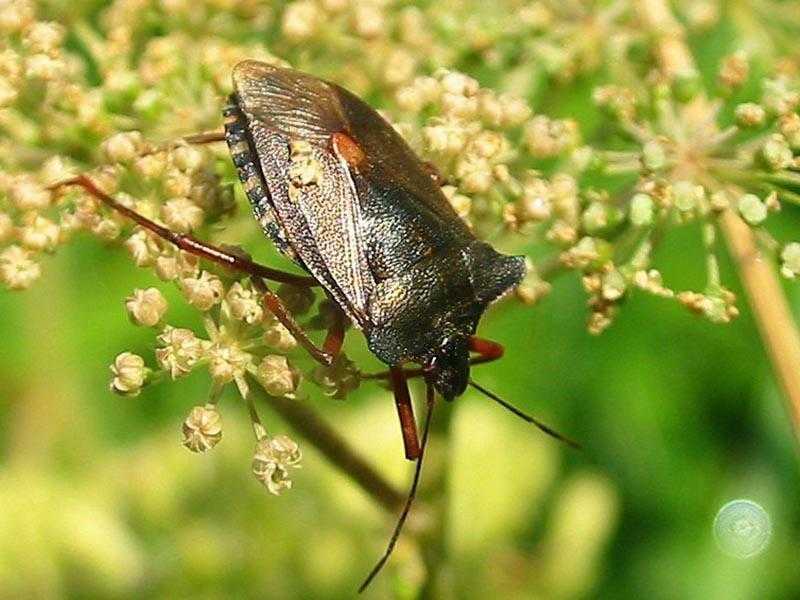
[[263, 322, 298, 352], [124, 230, 161, 267], [207, 342, 252, 385], [780, 242, 800, 279], [182, 405, 223, 453], [180, 271, 224, 311], [257, 355, 300, 397], [0, 245, 41, 290], [734, 103, 765, 128], [737, 193, 767, 225], [226, 282, 264, 324], [126, 287, 168, 327], [629, 193, 654, 226], [0, 212, 13, 243], [760, 134, 793, 171], [102, 131, 144, 163], [156, 326, 207, 378], [8, 175, 50, 211], [161, 197, 204, 233], [109, 352, 148, 396], [252, 434, 302, 495]]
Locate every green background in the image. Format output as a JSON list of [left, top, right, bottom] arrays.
[[1, 2, 800, 599]]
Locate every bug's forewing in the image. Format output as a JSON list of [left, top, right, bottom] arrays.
[[233, 62, 375, 327]]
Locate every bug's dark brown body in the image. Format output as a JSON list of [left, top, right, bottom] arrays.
[[225, 61, 525, 399]]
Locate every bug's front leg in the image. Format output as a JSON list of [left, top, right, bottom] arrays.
[[389, 366, 421, 461], [362, 336, 505, 381]]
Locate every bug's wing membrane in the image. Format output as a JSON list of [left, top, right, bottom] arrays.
[[234, 63, 374, 327], [233, 61, 347, 144], [333, 86, 472, 233]]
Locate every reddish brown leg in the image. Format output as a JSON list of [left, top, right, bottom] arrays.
[[389, 367, 421, 461], [322, 306, 347, 357], [468, 336, 504, 365], [362, 335, 505, 381], [146, 130, 227, 156], [182, 130, 227, 145], [51, 175, 318, 287], [251, 278, 337, 366]]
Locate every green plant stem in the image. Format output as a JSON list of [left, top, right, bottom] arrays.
[[720, 211, 800, 442]]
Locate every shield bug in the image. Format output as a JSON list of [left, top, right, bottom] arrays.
[[52, 60, 578, 591]]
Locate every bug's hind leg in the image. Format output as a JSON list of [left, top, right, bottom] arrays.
[[49, 175, 318, 287]]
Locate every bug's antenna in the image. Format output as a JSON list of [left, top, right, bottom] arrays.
[[358, 381, 436, 593], [468, 380, 582, 450]]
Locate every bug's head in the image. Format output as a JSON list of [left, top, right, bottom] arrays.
[[426, 333, 470, 400]]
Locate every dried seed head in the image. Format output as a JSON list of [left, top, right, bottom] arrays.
[[126, 287, 168, 327], [180, 270, 224, 311], [109, 351, 148, 396], [256, 355, 300, 397], [0, 244, 41, 290], [252, 434, 302, 495], [182, 404, 223, 453], [156, 326, 207, 379]]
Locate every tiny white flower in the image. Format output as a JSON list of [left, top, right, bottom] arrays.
[[182, 405, 223, 453], [0, 245, 41, 290]]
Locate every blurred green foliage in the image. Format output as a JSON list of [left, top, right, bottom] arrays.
[[1, 0, 800, 599]]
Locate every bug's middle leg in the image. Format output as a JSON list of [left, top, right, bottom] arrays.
[[250, 278, 344, 366]]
